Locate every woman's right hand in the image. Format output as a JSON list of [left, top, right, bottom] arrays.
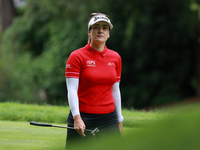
[[73, 115, 86, 137]]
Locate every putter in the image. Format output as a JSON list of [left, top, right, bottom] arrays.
[[30, 121, 99, 136]]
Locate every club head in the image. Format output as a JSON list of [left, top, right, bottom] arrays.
[[91, 127, 99, 136]]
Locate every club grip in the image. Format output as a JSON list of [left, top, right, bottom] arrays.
[[30, 121, 52, 127]]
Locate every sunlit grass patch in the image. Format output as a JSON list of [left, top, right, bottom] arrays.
[[0, 102, 69, 123]]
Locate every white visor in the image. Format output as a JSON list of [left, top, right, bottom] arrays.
[[88, 14, 113, 30]]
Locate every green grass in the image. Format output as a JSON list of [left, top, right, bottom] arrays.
[[0, 102, 70, 123], [0, 102, 200, 150], [0, 120, 135, 150], [0, 102, 169, 127], [0, 120, 66, 150]]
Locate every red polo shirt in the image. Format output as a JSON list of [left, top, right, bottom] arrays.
[[65, 43, 121, 114]]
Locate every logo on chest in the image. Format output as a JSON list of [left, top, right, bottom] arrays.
[[87, 60, 96, 67], [107, 62, 116, 67]]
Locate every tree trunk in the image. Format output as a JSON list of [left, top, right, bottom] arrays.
[[196, 35, 200, 96], [0, 0, 16, 31], [194, 5, 200, 97]]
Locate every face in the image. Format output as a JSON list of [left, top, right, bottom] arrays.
[[88, 21, 110, 44]]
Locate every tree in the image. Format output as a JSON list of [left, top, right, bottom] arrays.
[[0, 0, 16, 31], [191, 0, 200, 97], [0, 0, 91, 104], [0, 0, 198, 108]]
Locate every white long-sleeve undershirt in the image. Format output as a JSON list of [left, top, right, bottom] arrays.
[[66, 78, 80, 117], [66, 78, 124, 122], [112, 82, 124, 122]]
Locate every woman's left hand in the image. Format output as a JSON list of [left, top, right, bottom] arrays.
[[118, 122, 123, 134]]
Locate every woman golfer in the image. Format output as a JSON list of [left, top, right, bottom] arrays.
[[65, 12, 123, 147]]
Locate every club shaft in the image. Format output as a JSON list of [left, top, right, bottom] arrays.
[[30, 121, 92, 131], [52, 125, 92, 131]]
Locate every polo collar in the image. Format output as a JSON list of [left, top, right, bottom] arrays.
[[86, 43, 108, 57]]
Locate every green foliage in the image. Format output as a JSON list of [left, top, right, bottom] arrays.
[[0, 51, 37, 103], [0, 0, 90, 104], [106, 0, 197, 108], [70, 105, 200, 150]]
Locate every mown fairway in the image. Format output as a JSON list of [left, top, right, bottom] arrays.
[[0, 121, 136, 150], [0, 121, 66, 150]]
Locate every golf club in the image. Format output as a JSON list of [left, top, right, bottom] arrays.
[[30, 121, 99, 136]]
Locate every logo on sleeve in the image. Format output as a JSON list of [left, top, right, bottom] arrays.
[[87, 60, 96, 67], [66, 64, 71, 68]]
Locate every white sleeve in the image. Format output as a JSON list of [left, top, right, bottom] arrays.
[[66, 78, 80, 117], [112, 82, 124, 122]]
